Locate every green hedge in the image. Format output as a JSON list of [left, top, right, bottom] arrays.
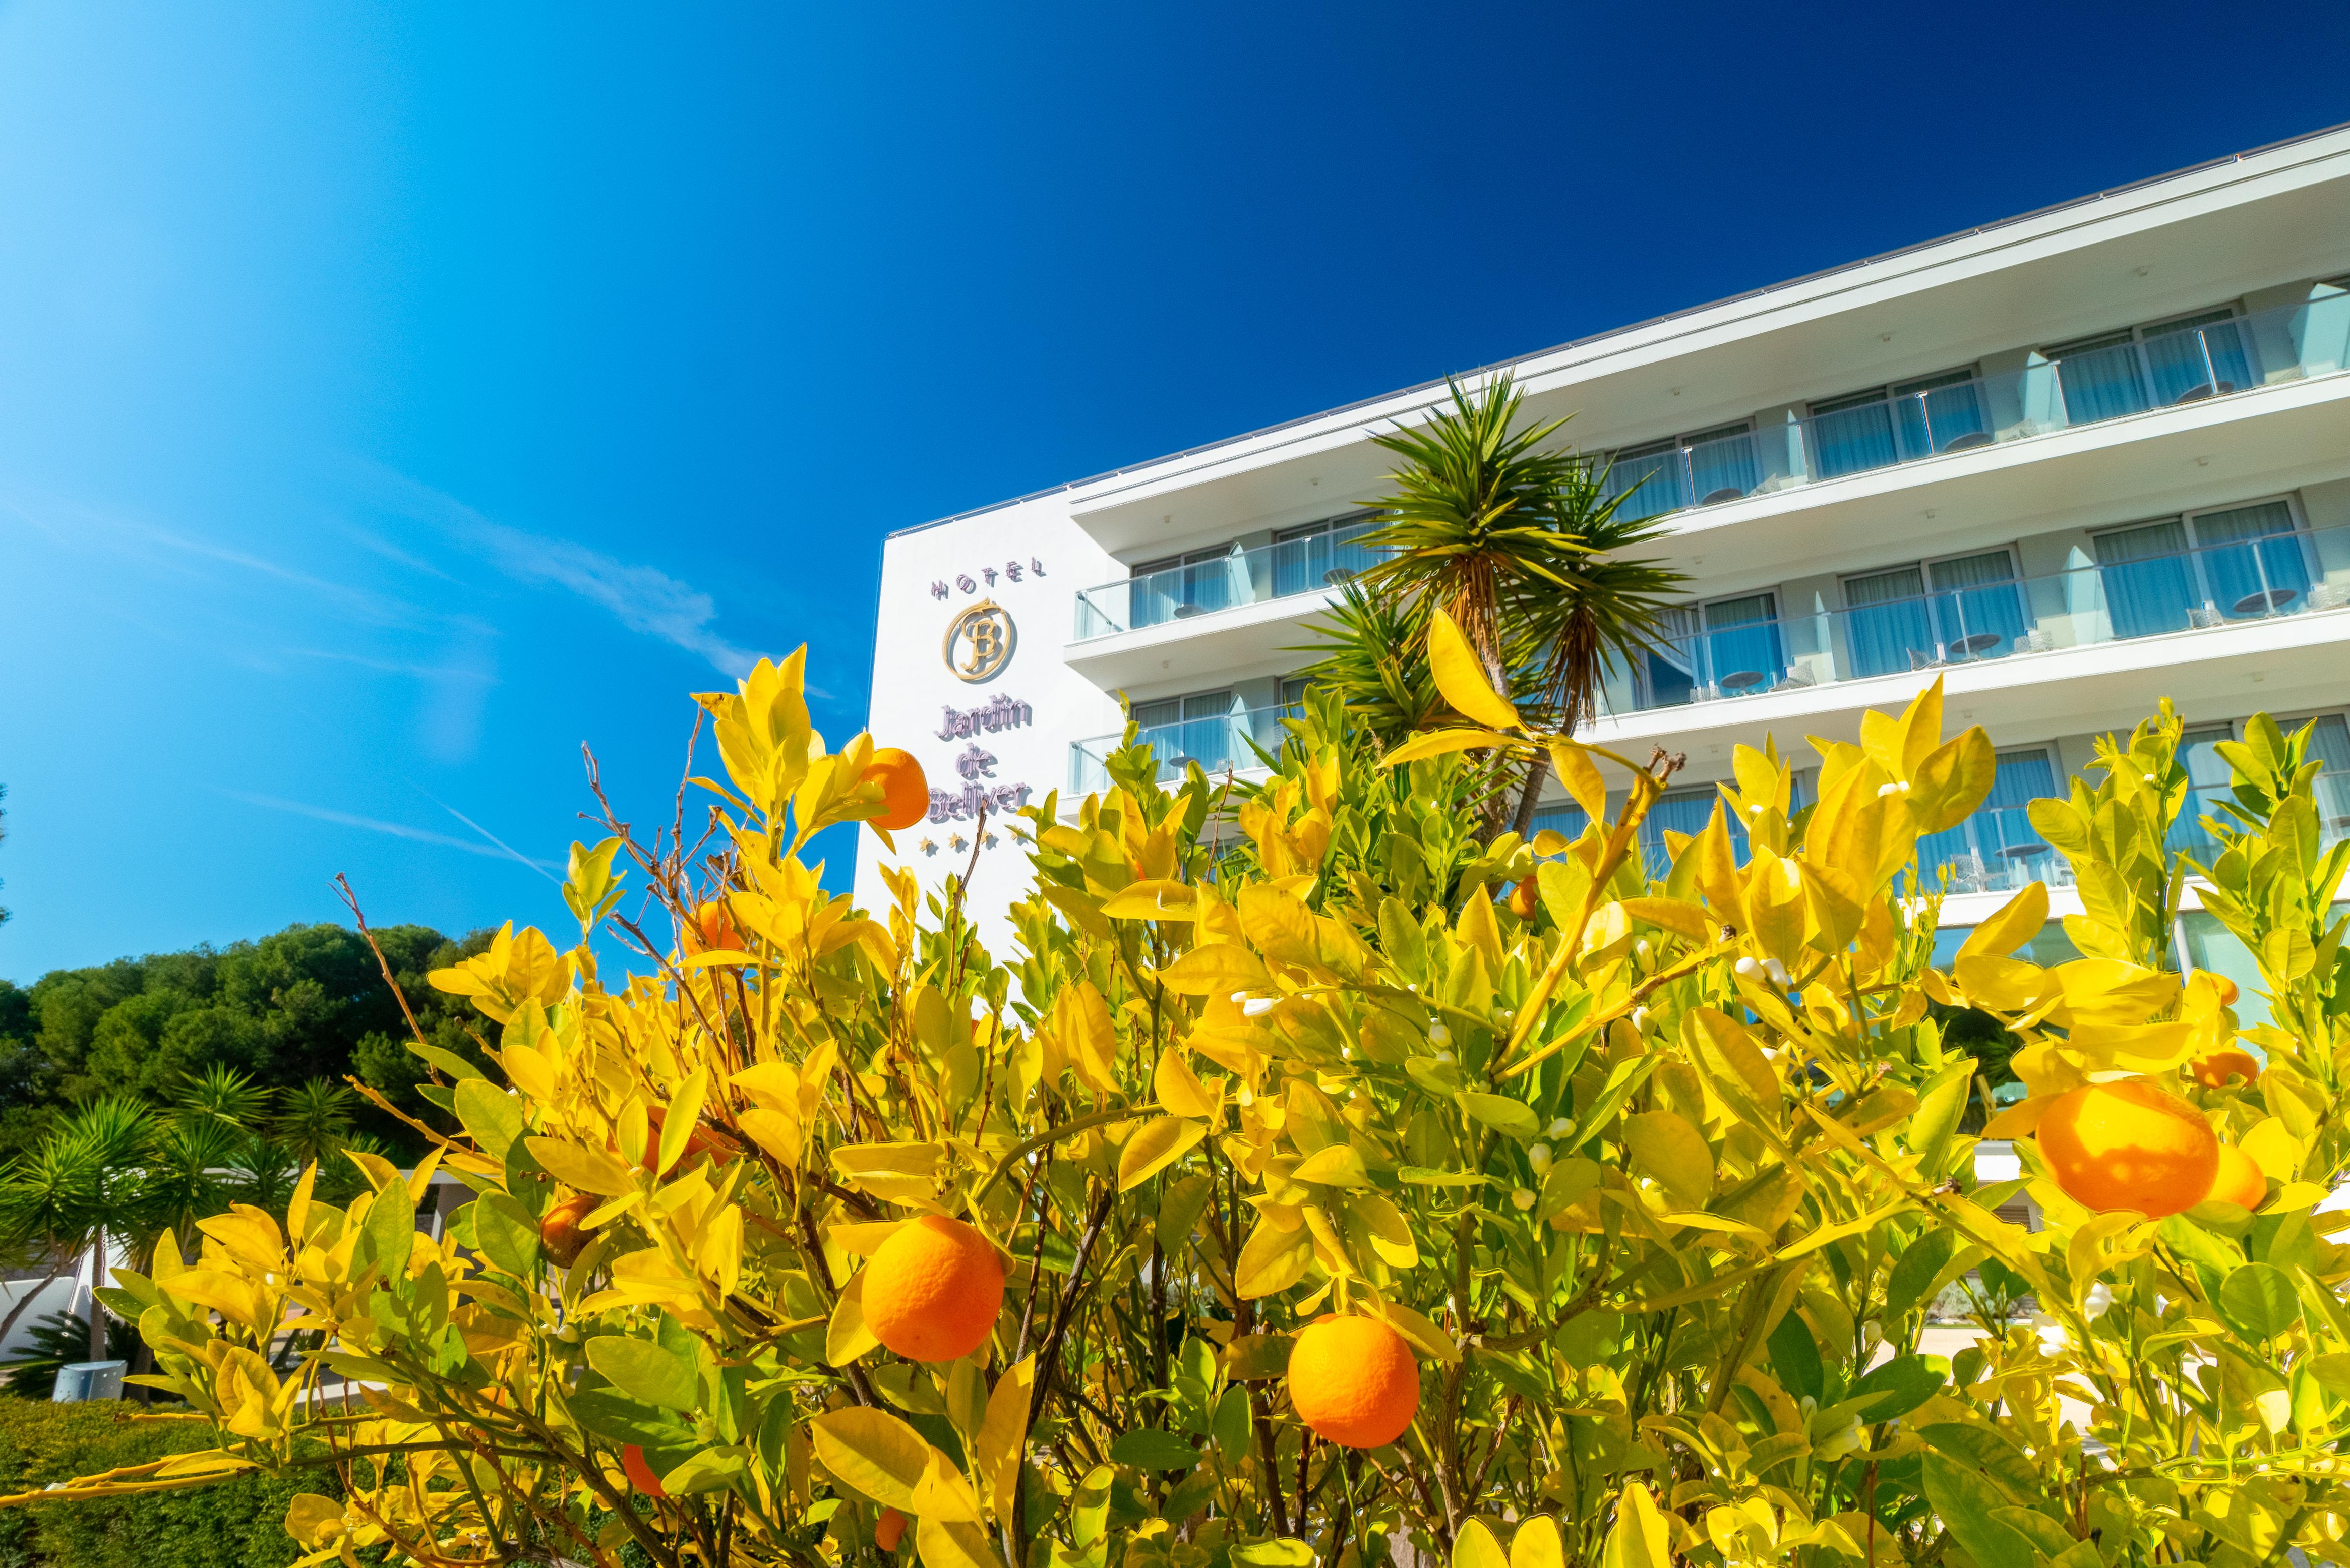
[[0, 1397, 326, 1568]]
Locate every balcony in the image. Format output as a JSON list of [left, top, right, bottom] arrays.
[[1601, 523, 2350, 719], [1069, 704, 1294, 796], [1074, 516, 1383, 641], [1595, 291, 2350, 519]]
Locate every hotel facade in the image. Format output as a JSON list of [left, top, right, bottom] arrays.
[[855, 125, 2350, 992]]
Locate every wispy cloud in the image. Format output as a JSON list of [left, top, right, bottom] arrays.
[[356, 463, 765, 678], [225, 791, 563, 872]]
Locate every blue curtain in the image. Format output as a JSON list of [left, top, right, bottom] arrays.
[[1843, 565, 1933, 678], [1810, 394, 1900, 479], [1895, 373, 1989, 456], [1702, 593, 1783, 691], [1639, 789, 1740, 881], [2054, 334, 2152, 424], [2143, 311, 2254, 404], [2094, 520, 2195, 638], [1129, 559, 1182, 628], [1927, 551, 2028, 662], [2308, 715, 2350, 842], [1919, 749, 2058, 883], [1605, 447, 1690, 516], [1684, 425, 1760, 502], [2193, 501, 2310, 618], [2168, 724, 2236, 862]]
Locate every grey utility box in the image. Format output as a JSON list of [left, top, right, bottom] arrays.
[[51, 1360, 126, 1403]]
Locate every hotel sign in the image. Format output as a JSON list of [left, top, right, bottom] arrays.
[[943, 598, 1015, 683]]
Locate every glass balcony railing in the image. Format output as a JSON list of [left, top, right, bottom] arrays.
[[1597, 292, 2350, 519], [1069, 704, 1296, 795], [1599, 525, 2350, 719], [1932, 779, 2350, 897], [1074, 517, 1386, 640]]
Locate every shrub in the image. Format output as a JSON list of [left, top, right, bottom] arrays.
[[11, 638, 2348, 1568], [0, 1395, 323, 1568]]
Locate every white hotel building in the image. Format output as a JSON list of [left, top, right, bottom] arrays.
[[856, 124, 2350, 992]]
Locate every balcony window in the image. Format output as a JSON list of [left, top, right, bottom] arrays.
[[1809, 368, 1987, 479], [1602, 422, 1758, 515], [1920, 747, 2061, 893], [2094, 498, 2312, 640], [1129, 690, 1246, 775], [1130, 545, 1242, 629], [2045, 306, 2253, 425], [2311, 714, 2350, 844], [1843, 549, 2026, 679], [1269, 512, 1381, 598]]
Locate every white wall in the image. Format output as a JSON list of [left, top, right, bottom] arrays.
[[852, 499, 1125, 952]]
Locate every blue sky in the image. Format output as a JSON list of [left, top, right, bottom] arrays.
[[1, 2, 2344, 980]]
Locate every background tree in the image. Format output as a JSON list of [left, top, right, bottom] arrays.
[[0, 921, 492, 1161]]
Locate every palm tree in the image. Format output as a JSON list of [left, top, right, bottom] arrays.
[[1504, 459, 1686, 835], [1356, 374, 1587, 699], [1288, 582, 1548, 752], [1354, 373, 1683, 833], [0, 1098, 154, 1361]]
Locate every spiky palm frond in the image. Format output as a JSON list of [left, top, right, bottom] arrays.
[[1355, 373, 1590, 681], [1287, 583, 1549, 750], [177, 1063, 272, 1130], [0, 1310, 137, 1398], [271, 1077, 357, 1169]]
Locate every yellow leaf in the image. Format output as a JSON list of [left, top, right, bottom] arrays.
[[1054, 981, 1119, 1096], [976, 1355, 1037, 1530], [1547, 743, 1608, 825], [1154, 1049, 1217, 1119], [1118, 1116, 1207, 1192], [1101, 880, 1199, 922], [1427, 608, 1520, 730], [2242, 1117, 2302, 1181], [283, 1493, 345, 1549], [916, 1514, 1002, 1568], [656, 1068, 708, 1177], [1159, 943, 1275, 998], [1378, 1300, 1459, 1363], [1617, 898, 1711, 942], [911, 1446, 983, 1524], [1454, 1519, 1508, 1568], [1292, 1144, 1373, 1189], [737, 1107, 802, 1166], [1623, 1111, 1715, 1209], [524, 1138, 636, 1198], [829, 1219, 911, 1256], [1910, 726, 1996, 833], [1511, 1516, 1565, 1568], [1382, 727, 1519, 767], [1234, 1217, 1314, 1298], [810, 1407, 928, 1511], [1602, 1482, 1671, 1568], [1956, 881, 2050, 963], [826, 1268, 878, 1366]]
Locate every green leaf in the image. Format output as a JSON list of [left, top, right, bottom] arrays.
[[1766, 1311, 1822, 1404], [1883, 1230, 1962, 1322], [1108, 1430, 1200, 1472], [1397, 1167, 1489, 1188], [1921, 1453, 2038, 1568], [2220, 1262, 2303, 1341], [472, 1192, 541, 1280], [357, 1182, 415, 1276], [567, 1388, 692, 1448], [406, 1041, 486, 1082], [1918, 1424, 2037, 1501], [1909, 1060, 1974, 1177], [1457, 1092, 1539, 1140], [586, 1335, 698, 1412], [1845, 1355, 1948, 1424], [455, 1080, 525, 1163], [1230, 1540, 1315, 1568]]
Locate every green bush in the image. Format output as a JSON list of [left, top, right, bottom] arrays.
[[0, 1397, 327, 1568]]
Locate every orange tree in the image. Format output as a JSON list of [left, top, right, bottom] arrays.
[[11, 636, 2350, 1568]]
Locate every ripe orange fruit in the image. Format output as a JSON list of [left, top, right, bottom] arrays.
[[2206, 1142, 2266, 1211], [692, 900, 741, 952], [863, 748, 930, 832], [2037, 1079, 2219, 1218], [1285, 1314, 1420, 1449], [539, 1192, 600, 1267], [1508, 877, 1538, 921], [861, 1216, 1005, 1362], [2190, 1047, 2261, 1089], [875, 1507, 908, 1552], [622, 1443, 669, 1499]]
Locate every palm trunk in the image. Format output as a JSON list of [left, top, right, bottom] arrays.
[[87, 1242, 107, 1361]]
